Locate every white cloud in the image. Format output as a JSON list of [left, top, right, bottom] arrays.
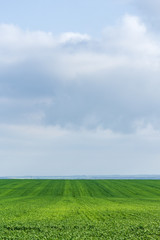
[[59, 32, 90, 44], [103, 15, 160, 68], [134, 121, 160, 140], [0, 15, 160, 77], [0, 24, 55, 48], [45, 15, 160, 79], [0, 15, 160, 133]]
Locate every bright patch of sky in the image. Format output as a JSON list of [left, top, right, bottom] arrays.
[[0, 0, 160, 176]]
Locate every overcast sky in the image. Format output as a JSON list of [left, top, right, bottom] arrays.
[[0, 0, 160, 176]]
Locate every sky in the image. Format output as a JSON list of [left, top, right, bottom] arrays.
[[0, 0, 160, 176]]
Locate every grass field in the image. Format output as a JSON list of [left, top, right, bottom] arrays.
[[0, 180, 160, 239]]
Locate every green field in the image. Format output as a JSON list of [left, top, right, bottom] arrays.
[[0, 180, 160, 239]]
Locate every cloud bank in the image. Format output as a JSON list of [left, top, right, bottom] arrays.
[[1, 15, 160, 131], [1, 123, 160, 176], [1, 14, 160, 175]]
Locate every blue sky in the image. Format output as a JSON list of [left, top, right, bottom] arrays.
[[0, 0, 134, 35], [0, 0, 160, 176]]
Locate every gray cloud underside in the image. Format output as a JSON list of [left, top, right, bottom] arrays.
[[1, 15, 160, 134]]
